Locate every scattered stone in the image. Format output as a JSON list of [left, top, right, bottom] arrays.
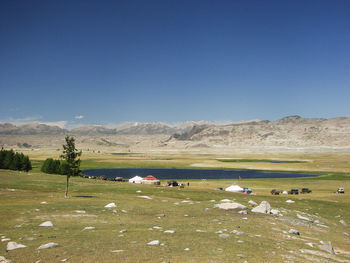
[[288, 229, 300, 235], [216, 202, 247, 210], [184, 248, 190, 251], [38, 242, 59, 249], [238, 210, 248, 214], [147, 240, 160, 246], [270, 209, 280, 215], [137, 196, 152, 200], [39, 221, 53, 227], [209, 200, 216, 202], [40, 201, 48, 204], [237, 240, 244, 243], [251, 201, 271, 214], [164, 230, 175, 234], [82, 226, 95, 231], [74, 210, 86, 214], [121, 210, 127, 213], [285, 200, 295, 203], [1, 238, 10, 242], [6, 242, 27, 251], [104, 203, 116, 208], [339, 220, 348, 227], [344, 232, 349, 236], [181, 200, 191, 203], [236, 254, 245, 258], [219, 234, 230, 238], [196, 230, 205, 233], [319, 241, 335, 254], [136, 190, 142, 193], [305, 242, 314, 248], [297, 214, 313, 222], [153, 226, 162, 230], [60, 259, 67, 262], [111, 250, 124, 253], [184, 214, 188, 217], [0, 256, 12, 263], [220, 199, 232, 202], [248, 200, 257, 206], [34, 209, 40, 212], [231, 230, 245, 235], [120, 229, 127, 233], [155, 214, 165, 217]]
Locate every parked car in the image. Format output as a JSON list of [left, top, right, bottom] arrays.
[[243, 187, 252, 194], [271, 189, 282, 195], [301, 188, 312, 194], [336, 188, 345, 194], [289, 188, 299, 195]]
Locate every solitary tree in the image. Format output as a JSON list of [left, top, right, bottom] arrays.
[[60, 136, 82, 198]]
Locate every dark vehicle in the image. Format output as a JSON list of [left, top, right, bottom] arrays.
[[271, 189, 282, 195], [243, 187, 252, 194], [167, 180, 179, 187], [301, 188, 312, 194], [289, 188, 299, 195], [337, 188, 345, 194]]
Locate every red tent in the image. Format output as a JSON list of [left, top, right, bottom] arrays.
[[142, 175, 160, 185]]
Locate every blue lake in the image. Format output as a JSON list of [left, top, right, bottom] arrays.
[[82, 168, 321, 180]]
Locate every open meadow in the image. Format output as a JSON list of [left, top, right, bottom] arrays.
[[0, 153, 350, 263]]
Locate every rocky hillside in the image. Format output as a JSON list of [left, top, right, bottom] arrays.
[[169, 116, 350, 149]]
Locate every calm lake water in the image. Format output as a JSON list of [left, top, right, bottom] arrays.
[[82, 168, 321, 180]]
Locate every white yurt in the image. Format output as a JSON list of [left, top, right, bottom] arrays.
[[225, 185, 244, 192], [129, 176, 143, 184]]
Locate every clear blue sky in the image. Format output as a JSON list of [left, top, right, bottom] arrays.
[[1, 0, 349, 127]]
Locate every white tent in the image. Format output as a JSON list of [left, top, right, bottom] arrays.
[[129, 176, 143, 184], [225, 185, 244, 192]]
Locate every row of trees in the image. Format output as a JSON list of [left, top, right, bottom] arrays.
[[41, 158, 69, 175], [0, 149, 32, 172]]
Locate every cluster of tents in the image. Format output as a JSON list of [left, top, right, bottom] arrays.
[[225, 184, 252, 194], [128, 175, 160, 185]]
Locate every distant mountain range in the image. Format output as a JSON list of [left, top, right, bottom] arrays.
[[0, 121, 209, 135], [1, 116, 350, 151]]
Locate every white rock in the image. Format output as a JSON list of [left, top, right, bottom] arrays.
[[286, 200, 295, 203], [104, 203, 116, 208], [83, 226, 95, 231], [1, 238, 10, 242], [248, 200, 257, 206], [39, 221, 53, 227], [74, 210, 86, 214], [153, 226, 162, 230], [164, 230, 175, 234], [137, 196, 152, 200], [305, 242, 314, 248], [220, 199, 232, 202], [120, 229, 127, 233], [270, 209, 280, 215], [209, 200, 216, 202], [196, 230, 205, 232], [38, 242, 59, 249], [111, 250, 124, 253], [0, 256, 12, 263], [251, 201, 271, 214], [61, 259, 67, 262], [136, 190, 142, 193], [147, 240, 160, 246], [219, 233, 230, 238], [184, 248, 190, 251], [319, 241, 335, 254], [297, 214, 313, 222], [40, 201, 48, 204], [6, 242, 27, 251], [181, 200, 191, 203], [288, 229, 300, 235], [238, 210, 248, 214], [216, 202, 247, 210], [231, 230, 245, 235]]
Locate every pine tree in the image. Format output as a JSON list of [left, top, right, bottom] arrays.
[[60, 136, 82, 197]]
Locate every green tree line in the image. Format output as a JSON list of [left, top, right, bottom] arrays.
[[41, 158, 69, 175], [0, 149, 32, 172]]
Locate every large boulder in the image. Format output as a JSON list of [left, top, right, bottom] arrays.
[[215, 202, 247, 210], [6, 242, 26, 251], [0, 256, 12, 263], [251, 201, 271, 214]]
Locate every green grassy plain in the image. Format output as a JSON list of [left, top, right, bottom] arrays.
[[1, 152, 350, 262]]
